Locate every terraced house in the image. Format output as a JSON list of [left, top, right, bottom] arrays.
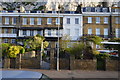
[[82, 5, 120, 49]]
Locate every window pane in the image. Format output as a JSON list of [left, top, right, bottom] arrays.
[[0, 17, 2, 24], [5, 17, 9, 24], [75, 18, 79, 24], [47, 18, 52, 24], [30, 30, 34, 36], [12, 17, 17, 25], [12, 29, 16, 34], [37, 18, 42, 25], [104, 28, 108, 38], [30, 18, 34, 25], [11, 39, 16, 43], [4, 39, 8, 43], [88, 17, 92, 23], [67, 18, 70, 24], [96, 28, 100, 35], [23, 30, 26, 35], [56, 18, 60, 25], [104, 17, 108, 24], [23, 18, 27, 25], [88, 28, 92, 35], [96, 17, 100, 23], [66, 29, 70, 35], [4, 29, 9, 33], [48, 30, 51, 35]]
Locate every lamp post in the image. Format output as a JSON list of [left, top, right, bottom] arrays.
[[57, 4, 60, 71]]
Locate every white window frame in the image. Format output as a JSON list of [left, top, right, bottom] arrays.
[[22, 18, 27, 25], [11, 29, 16, 34], [115, 17, 120, 24], [48, 30, 51, 36], [5, 17, 9, 24], [96, 28, 100, 35], [47, 18, 52, 24], [30, 18, 34, 25], [96, 17, 100, 24], [11, 39, 16, 43], [75, 18, 79, 24], [4, 29, 9, 33], [30, 30, 34, 36], [56, 18, 60, 25], [23, 30, 26, 35], [37, 30, 42, 35], [66, 29, 70, 35], [0, 17, 2, 25], [104, 28, 108, 38], [37, 18, 42, 25], [66, 18, 70, 24], [104, 17, 108, 24], [4, 39, 8, 43], [88, 28, 92, 35], [116, 28, 120, 38], [88, 17, 92, 23], [75, 29, 79, 35], [12, 17, 17, 25]]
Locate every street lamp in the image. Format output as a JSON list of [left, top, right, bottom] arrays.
[[57, 4, 61, 71]]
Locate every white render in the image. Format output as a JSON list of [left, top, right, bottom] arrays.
[[0, 34, 17, 37], [63, 14, 83, 40]]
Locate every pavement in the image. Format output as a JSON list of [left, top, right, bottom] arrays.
[[1, 69, 119, 80]]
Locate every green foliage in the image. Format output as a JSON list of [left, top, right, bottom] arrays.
[[65, 42, 85, 59], [80, 35, 103, 45], [0, 43, 11, 57], [7, 46, 25, 58], [105, 38, 120, 50], [28, 35, 49, 50], [95, 53, 110, 59], [60, 35, 71, 51], [33, 5, 46, 11]]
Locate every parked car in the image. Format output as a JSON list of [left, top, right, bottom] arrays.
[[1, 70, 52, 80]]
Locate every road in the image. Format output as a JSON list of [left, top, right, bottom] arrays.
[[2, 69, 119, 80]]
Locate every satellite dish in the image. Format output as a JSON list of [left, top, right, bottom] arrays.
[[20, 6, 25, 12], [0, 5, 3, 11]]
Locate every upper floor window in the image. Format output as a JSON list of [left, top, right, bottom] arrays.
[[56, 18, 60, 25], [0, 17, 2, 24], [37, 30, 42, 35], [75, 18, 79, 24], [115, 17, 120, 24], [5, 17, 9, 24], [12, 17, 17, 25], [96, 17, 100, 24], [88, 17, 92, 23], [30, 30, 34, 36], [104, 17, 108, 24], [66, 18, 70, 24], [88, 28, 92, 35], [30, 18, 34, 25], [96, 28, 100, 35], [4, 29, 9, 33], [11, 29, 16, 34], [48, 30, 51, 35], [47, 18, 52, 24], [66, 29, 70, 35], [75, 29, 79, 35], [116, 28, 120, 38], [23, 30, 26, 35], [37, 18, 42, 25], [22, 18, 27, 25]]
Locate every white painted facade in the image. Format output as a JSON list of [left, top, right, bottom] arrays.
[[63, 14, 83, 40]]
